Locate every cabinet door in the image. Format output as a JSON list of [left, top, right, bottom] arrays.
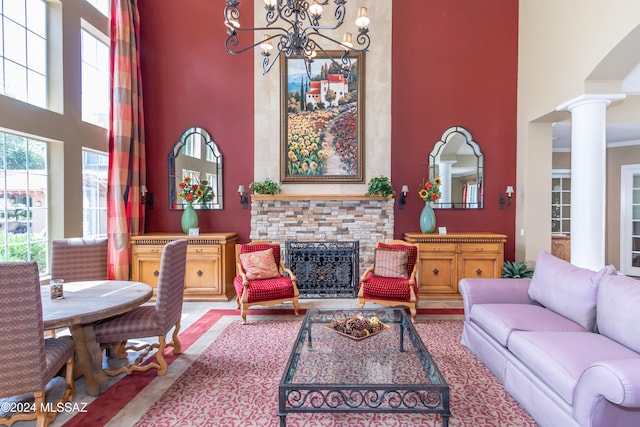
[[183, 246, 222, 298], [416, 244, 457, 296], [132, 247, 163, 290], [459, 243, 502, 280]]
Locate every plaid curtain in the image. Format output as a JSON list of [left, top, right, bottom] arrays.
[[107, 0, 146, 280]]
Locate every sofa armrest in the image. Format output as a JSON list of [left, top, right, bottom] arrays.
[[574, 359, 640, 426], [459, 278, 534, 322]]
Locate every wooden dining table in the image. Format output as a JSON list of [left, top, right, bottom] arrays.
[[41, 280, 153, 396]]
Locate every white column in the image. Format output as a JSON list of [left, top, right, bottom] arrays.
[[556, 94, 624, 270], [438, 160, 456, 206]]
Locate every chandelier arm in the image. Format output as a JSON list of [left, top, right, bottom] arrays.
[[308, 31, 370, 52], [262, 49, 283, 75], [225, 31, 286, 55]]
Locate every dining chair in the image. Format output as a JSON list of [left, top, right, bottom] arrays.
[[358, 240, 419, 322], [0, 262, 75, 427], [94, 239, 188, 376], [51, 237, 108, 282], [234, 241, 300, 324]]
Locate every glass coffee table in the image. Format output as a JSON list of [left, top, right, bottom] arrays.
[[278, 308, 450, 426]]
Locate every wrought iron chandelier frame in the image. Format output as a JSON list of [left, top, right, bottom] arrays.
[[224, 0, 371, 77]]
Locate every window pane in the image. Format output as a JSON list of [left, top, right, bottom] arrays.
[[551, 220, 560, 232], [27, 69, 46, 107], [4, 18, 26, 63], [81, 29, 109, 128], [562, 178, 571, 190], [82, 149, 108, 238], [26, 0, 46, 37], [562, 192, 571, 204], [27, 31, 46, 74], [86, 0, 110, 17], [4, 0, 25, 26], [633, 174, 640, 188], [552, 206, 560, 219], [634, 189, 640, 204], [0, 131, 49, 270], [562, 220, 570, 233], [634, 205, 640, 220], [551, 192, 560, 204], [1, 0, 47, 108], [552, 178, 560, 191], [633, 221, 640, 236], [4, 60, 27, 101], [562, 206, 571, 219]]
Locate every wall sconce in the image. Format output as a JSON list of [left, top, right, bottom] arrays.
[[141, 185, 154, 209], [238, 185, 248, 209], [499, 185, 514, 210], [399, 185, 409, 209]]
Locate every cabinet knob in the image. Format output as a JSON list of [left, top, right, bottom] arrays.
[[432, 268, 439, 276], [153, 270, 160, 277], [197, 270, 203, 277], [475, 268, 483, 276]]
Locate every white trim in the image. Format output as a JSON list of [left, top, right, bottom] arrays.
[[620, 164, 640, 276]]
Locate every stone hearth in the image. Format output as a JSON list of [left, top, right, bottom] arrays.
[[249, 195, 394, 278]]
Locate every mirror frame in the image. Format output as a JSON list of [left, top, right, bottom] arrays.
[[168, 127, 223, 210], [429, 126, 484, 209]]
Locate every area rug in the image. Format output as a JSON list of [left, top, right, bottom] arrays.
[[64, 311, 537, 426]]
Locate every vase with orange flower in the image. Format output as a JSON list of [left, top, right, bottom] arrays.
[[418, 178, 442, 233], [178, 177, 201, 233]]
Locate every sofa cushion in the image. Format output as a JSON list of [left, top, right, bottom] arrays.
[[470, 304, 588, 347], [597, 273, 640, 353], [527, 250, 616, 330], [508, 331, 640, 405]]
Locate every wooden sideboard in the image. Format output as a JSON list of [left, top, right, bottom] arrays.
[[130, 232, 237, 301], [404, 232, 507, 299]]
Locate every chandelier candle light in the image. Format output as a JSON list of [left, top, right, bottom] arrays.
[[224, 0, 371, 77]]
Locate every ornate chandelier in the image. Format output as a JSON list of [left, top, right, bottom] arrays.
[[224, 0, 371, 77]]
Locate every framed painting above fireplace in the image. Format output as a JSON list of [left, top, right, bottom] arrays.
[[280, 51, 365, 183]]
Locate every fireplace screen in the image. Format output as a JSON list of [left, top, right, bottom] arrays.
[[285, 241, 359, 298]]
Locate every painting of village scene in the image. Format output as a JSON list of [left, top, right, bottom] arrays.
[[281, 51, 364, 182]]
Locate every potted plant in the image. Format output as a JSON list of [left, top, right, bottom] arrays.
[[365, 176, 396, 197], [249, 178, 282, 195], [502, 260, 535, 278]]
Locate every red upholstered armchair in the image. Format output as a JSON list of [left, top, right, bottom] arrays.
[[358, 240, 419, 322], [234, 241, 300, 324]]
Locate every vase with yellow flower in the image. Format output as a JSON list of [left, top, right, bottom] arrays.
[[177, 177, 214, 233], [418, 178, 442, 233]]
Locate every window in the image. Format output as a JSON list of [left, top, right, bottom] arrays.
[[82, 149, 107, 238], [551, 173, 571, 235], [85, 0, 110, 17], [0, 0, 47, 108], [0, 131, 49, 271], [81, 27, 109, 128], [620, 165, 640, 276]]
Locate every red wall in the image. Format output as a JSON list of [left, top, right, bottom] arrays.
[[138, 0, 518, 259], [391, 0, 519, 260], [138, 0, 254, 242]]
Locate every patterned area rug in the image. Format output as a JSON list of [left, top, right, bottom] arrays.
[[64, 312, 538, 426]]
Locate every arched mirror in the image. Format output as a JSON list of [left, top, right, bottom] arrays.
[[168, 127, 223, 210], [429, 126, 483, 209]]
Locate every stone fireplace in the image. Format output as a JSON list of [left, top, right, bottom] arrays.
[[249, 195, 395, 282]]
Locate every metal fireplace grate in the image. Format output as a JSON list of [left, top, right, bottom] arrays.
[[285, 241, 359, 298]]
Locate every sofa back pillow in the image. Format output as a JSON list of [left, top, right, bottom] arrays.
[[597, 273, 640, 353], [528, 250, 615, 330]]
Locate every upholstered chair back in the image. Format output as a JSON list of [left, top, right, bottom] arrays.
[[377, 241, 418, 278], [155, 239, 188, 331], [0, 262, 46, 397], [51, 237, 108, 281]]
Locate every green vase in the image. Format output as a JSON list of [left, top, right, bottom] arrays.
[[181, 201, 198, 234], [420, 201, 436, 233]]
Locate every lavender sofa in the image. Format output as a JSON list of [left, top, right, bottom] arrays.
[[459, 251, 640, 427]]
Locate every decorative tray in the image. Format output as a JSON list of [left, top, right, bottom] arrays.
[[324, 315, 389, 341]]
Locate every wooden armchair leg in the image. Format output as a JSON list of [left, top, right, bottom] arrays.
[[170, 322, 182, 355]]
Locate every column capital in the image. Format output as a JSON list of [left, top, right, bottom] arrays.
[[556, 93, 626, 112]]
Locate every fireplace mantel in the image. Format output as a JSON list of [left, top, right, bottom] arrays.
[[251, 194, 392, 201]]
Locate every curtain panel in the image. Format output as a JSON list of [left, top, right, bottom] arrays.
[[107, 0, 146, 280]]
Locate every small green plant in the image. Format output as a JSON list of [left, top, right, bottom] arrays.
[[366, 176, 396, 197], [502, 260, 535, 278], [249, 178, 282, 195]]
